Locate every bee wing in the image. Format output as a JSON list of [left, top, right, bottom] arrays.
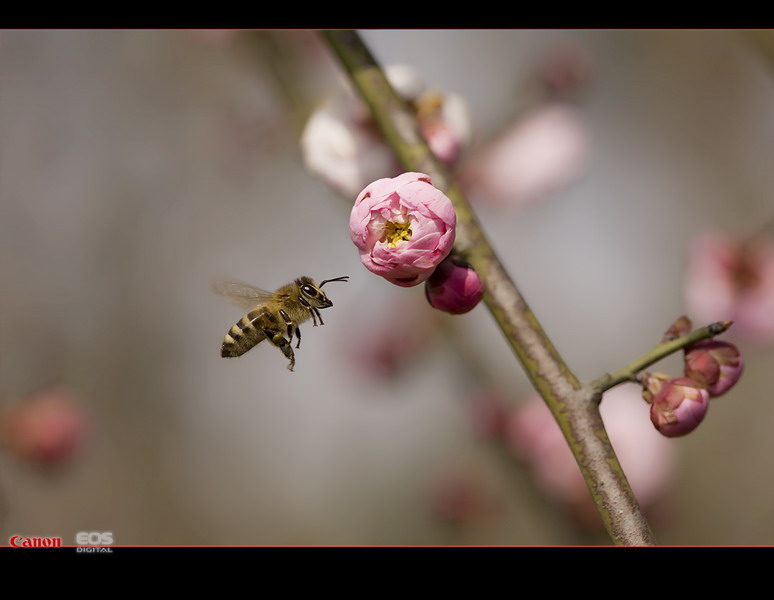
[[212, 279, 274, 312]]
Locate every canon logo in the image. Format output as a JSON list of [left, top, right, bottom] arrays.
[[9, 535, 62, 548]]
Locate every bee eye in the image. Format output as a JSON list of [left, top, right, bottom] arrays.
[[301, 284, 318, 297]]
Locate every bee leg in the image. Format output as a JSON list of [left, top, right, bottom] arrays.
[[262, 328, 296, 371], [309, 308, 319, 327], [279, 309, 295, 342], [312, 307, 324, 326], [295, 326, 301, 349]]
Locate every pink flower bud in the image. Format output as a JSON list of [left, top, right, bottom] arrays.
[[1, 386, 87, 464], [648, 377, 710, 438], [425, 257, 484, 314], [663, 315, 692, 342], [684, 340, 744, 397], [350, 172, 456, 287]]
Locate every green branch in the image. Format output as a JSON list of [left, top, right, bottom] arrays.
[[591, 320, 733, 395]]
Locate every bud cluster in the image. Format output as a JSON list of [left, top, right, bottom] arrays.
[[640, 317, 743, 438]]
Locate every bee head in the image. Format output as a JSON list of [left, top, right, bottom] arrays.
[[297, 276, 348, 309]]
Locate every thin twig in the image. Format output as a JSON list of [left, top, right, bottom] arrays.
[[591, 320, 733, 396]]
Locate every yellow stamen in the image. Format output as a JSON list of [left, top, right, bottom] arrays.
[[383, 220, 412, 249]]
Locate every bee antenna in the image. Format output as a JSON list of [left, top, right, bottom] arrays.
[[319, 276, 349, 287]]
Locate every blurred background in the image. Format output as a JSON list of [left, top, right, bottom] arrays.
[[1, 30, 773, 546]]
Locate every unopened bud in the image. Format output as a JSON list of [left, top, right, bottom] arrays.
[[684, 340, 744, 397], [425, 257, 484, 315], [649, 377, 710, 438], [663, 315, 692, 342]]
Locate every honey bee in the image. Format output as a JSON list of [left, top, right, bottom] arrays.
[[213, 275, 349, 371]]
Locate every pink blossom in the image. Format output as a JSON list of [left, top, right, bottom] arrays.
[[300, 95, 397, 198], [506, 387, 675, 529], [301, 65, 471, 198], [1, 386, 87, 464], [462, 103, 589, 209], [413, 89, 470, 167], [384, 65, 471, 166], [647, 377, 710, 438], [425, 257, 484, 314], [350, 172, 456, 287], [685, 231, 774, 344], [684, 340, 744, 397]]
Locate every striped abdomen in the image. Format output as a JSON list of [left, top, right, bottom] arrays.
[[221, 308, 272, 358]]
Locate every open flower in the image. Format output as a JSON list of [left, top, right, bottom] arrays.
[[300, 93, 396, 199], [425, 257, 484, 314], [385, 65, 471, 166], [301, 65, 471, 198], [684, 231, 774, 344], [684, 340, 744, 397], [350, 172, 456, 287]]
